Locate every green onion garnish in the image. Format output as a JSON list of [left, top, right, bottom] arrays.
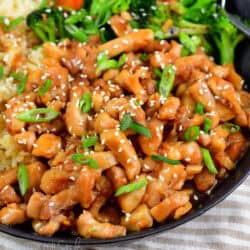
[[140, 53, 148, 62], [201, 148, 218, 174], [222, 123, 240, 133], [0, 66, 4, 80], [96, 52, 127, 73], [17, 164, 29, 196], [71, 154, 99, 169], [184, 126, 200, 142], [120, 113, 133, 132], [79, 93, 92, 113], [130, 122, 151, 138], [154, 68, 162, 79], [82, 135, 99, 149], [151, 155, 181, 165], [203, 117, 212, 134], [11, 72, 27, 95], [115, 179, 148, 197], [65, 24, 89, 43], [158, 65, 175, 98], [5, 16, 24, 31], [38, 79, 53, 96], [120, 113, 151, 138], [16, 108, 59, 123], [195, 102, 204, 115]]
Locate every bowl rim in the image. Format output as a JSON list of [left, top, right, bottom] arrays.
[[0, 159, 249, 247]]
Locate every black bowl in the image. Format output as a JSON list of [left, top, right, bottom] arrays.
[[0, 7, 250, 246]]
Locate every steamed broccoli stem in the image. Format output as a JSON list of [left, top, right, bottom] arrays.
[[213, 32, 244, 65]]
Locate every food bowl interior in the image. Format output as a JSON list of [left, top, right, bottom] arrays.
[[0, 41, 249, 246]]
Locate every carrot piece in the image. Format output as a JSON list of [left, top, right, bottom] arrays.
[[56, 0, 84, 10]]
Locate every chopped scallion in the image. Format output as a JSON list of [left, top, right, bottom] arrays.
[[158, 65, 175, 98], [184, 126, 200, 141], [71, 154, 99, 169], [115, 179, 148, 197], [17, 164, 29, 196], [0, 65, 4, 80], [16, 108, 59, 123], [82, 135, 99, 149], [79, 93, 92, 113], [195, 102, 204, 115], [222, 123, 240, 133], [120, 113, 132, 132], [5, 16, 24, 31], [151, 155, 181, 165], [203, 117, 212, 134], [10, 72, 27, 95], [65, 24, 88, 43], [38, 79, 53, 96], [201, 148, 218, 174]]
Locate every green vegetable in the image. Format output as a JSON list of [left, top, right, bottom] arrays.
[[222, 123, 240, 133], [39, 0, 49, 9], [10, 72, 27, 95], [79, 93, 92, 113], [184, 126, 200, 142], [65, 24, 88, 42], [208, 9, 244, 64], [179, 32, 201, 56], [130, 122, 152, 138], [120, 113, 151, 138], [27, 8, 66, 42], [201, 148, 218, 174], [158, 65, 175, 98], [5, 16, 24, 31], [82, 135, 99, 149], [120, 113, 133, 132], [89, 0, 131, 27], [115, 178, 148, 197], [0, 66, 4, 80], [71, 154, 99, 169], [96, 52, 127, 73], [130, 0, 156, 27], [140, 53, 148, 62], [38, 79, 53, 95], [203, 117, 212, 134], [129, 20, 140, 29], [17, 164, 29, 196], [151, 155, 181, 165], [16, 108, 59, 123], [195, 102, 204, 115]]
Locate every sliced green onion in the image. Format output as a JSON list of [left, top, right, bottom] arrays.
[[140, 53, 148, 62], [201, 148, 218, 174], [16, 108, 59, 123], [195, 102, 204, 115], [82, 135, 99, 149], [179, 32, 201, 55], [223, 123, 240, 133], [11, 72, 27, 95], [17, 164, 29, 196], [71, 154, 99, 169], [5, 16, 24, 31], [79, 93, 92, 113], [65, 10, 88, 24], [38, 79, 53, 96], [65, 24, 88, 43], [0, 65, 4, 80], [158, 65, 176, 98], [184, 126, 200, 142], [154, 68, 162, 79], [120, 113, 132, 132], [203, 117, 212, 134], [0, 16, 6, 25], [115, 179, 148, 197], [151, 155, 181, 165], [96, 52, 127, 73], [130, 122, 151, 138]]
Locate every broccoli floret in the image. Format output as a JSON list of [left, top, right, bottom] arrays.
[[209, 10, 244, 64], [27, 8, 66, 42]]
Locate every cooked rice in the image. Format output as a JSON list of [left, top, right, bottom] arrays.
[[0, 0, 41, 171]]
